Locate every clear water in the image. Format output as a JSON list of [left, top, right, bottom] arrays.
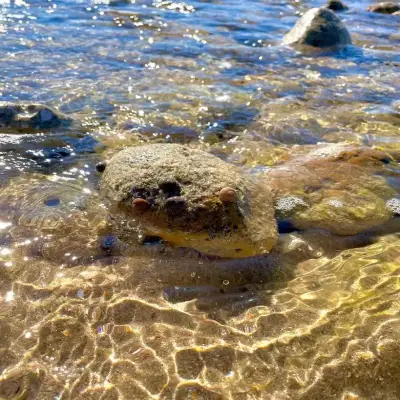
[[0, 0, 400, 399]]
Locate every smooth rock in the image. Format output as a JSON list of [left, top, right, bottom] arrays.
[[283, 7, 352, 48], [367, 2, 400, 14]]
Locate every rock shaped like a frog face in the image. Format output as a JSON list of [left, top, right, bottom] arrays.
[[100, 144, 277, 258]]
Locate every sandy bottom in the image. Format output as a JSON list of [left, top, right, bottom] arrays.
[[1, 227, 400, 399]]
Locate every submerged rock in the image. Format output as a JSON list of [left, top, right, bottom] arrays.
[[283, 7, 352, 48], [266, 144, 396, 235], [2, 144, 397, 261], [367, 2, 400, 14], [0, 102, 72, 131], [327, 0, 348, 11], [99, 143, 397, 257], [100, 144, 278, 258], [0, 366, 42, 400]]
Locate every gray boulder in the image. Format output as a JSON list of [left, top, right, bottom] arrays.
[[0, 102, 72, 131], [283, 7, 352, 48]]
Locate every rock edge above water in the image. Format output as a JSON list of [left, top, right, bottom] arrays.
[[0, 102, 72, 131], [367, 2, 400, 14], [283, 7, 352, 48]]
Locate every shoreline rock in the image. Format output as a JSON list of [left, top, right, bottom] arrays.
[[0, 102, 72, 131], [367, 2, 400, 14], [283, 7, 352, 48]]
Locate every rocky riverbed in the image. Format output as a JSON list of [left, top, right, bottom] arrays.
[[0, 0, 400, 399]]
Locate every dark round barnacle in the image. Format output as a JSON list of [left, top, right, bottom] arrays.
[[159, 180, 181, 198], [165, 196, 187, 217], [96, 161, 107, 173]]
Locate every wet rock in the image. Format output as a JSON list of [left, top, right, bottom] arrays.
[[100, 144, 278, 258], [0, 102, 72, 131], [266, 144, 396, 235], [100, 143, 396, 256], [0, 366, 42, 400], [327, 0, 348, 11], [367, 2, 400, 14], [283, 7, 351, 48], [163, 285, 221, 303], [0, 132, 103, 179]]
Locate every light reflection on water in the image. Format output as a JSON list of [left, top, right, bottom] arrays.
[[0, 0, 399, 399]]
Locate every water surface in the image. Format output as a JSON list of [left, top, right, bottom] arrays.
[[0, 0, 400, 399]]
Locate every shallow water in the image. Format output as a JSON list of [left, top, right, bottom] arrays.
[[0, 0, 400, 399]]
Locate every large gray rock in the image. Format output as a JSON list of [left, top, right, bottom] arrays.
[[0, 102, 72, 131], [283, 7, 352, 48]]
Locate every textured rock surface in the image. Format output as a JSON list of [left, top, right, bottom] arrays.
[[367, 2, 400, 14], [100, 143, 396, 255], [283, 7, 351, 48], [100, 144, 278, 258], [0, 102, 72, 131], [266, 144, 396, 235]]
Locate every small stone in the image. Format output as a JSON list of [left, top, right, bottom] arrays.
[[219, 187, 237, 203], [283, 7, 352, 48], [327, 0, 348, 11], [367, 2, 400, 14], [132, 198, 150, 212]]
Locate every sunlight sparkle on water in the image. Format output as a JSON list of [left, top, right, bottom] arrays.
[[5, 291, 14, 302], [0, 247, 12, 256], [0, 221, 11, 230]]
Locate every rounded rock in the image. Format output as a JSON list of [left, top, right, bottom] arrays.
[[100, 144, 277, 258], [283, 7, 352, 48], [367, 2, 400, 14], [327, 0, 348, 11], [0, 102, 72, 131]]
